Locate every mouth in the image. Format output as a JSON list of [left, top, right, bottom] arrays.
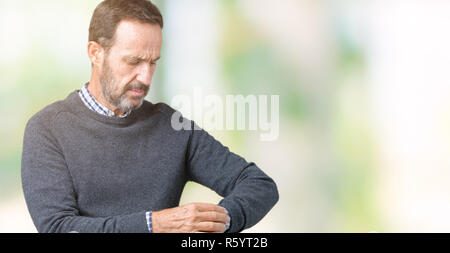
[[128, 89, 145, 97]]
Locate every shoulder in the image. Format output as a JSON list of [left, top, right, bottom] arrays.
[[25, 92, 77, 132], [138, 101, 195, 131]]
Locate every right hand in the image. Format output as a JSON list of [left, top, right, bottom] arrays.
[[151, 203, 230, 233]]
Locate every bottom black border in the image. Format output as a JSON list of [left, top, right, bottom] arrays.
[[1, 233, 449, 251]]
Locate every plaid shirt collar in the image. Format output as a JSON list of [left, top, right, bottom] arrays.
[[78, 83, 130, 118]]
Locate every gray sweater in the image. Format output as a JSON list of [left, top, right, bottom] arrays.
[[21, 91, 279, 233]]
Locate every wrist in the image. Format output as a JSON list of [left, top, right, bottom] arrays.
[[150, 210, 161, 233]]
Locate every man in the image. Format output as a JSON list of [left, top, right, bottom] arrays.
[[21, 0, 278, 233]]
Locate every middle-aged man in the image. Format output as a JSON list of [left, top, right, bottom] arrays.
[[21, 0, 278, 233]]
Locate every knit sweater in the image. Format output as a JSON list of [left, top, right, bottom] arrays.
[[21, 90, 279, 233]]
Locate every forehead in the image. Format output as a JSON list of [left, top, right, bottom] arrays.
[[111, 19, 162, 56]]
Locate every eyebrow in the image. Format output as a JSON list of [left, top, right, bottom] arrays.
[[124, 55, 161, 63]]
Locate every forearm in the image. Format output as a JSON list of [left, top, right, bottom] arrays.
[[26, 205, 149, 233], [186, 122, 279, 232]]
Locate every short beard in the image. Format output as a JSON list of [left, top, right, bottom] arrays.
[[100, 58, 149, 114]]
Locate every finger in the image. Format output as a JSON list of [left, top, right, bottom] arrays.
[[195, 222, 227, 233], [188, 203, 227, 214], [196, 211, 230, 224]]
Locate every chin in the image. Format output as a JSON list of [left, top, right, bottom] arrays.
[[116, 98, 143, 113], [130, 97, 145, 109]]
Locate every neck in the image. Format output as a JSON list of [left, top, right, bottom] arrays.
[[88, 72, 126, 117]]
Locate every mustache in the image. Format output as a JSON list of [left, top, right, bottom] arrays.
[[124, 82, 149, 93]]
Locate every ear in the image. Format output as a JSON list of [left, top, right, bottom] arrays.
[[87, 41, 105, 67]]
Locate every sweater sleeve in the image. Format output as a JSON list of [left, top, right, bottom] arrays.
[[21, 116, 149, 233], [185, 121, 279, 233]]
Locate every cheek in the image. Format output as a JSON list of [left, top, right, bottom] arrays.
[[115, 64, 137, 90]]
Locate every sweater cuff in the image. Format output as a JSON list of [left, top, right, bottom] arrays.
[[219, 199, 244, 233], [117, 211, 149, 233], [145, 211, 152, 233]]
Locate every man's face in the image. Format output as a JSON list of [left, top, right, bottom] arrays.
[[99, 20, 162, 113]]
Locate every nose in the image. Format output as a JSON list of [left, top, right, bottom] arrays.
[[136, 63, 155, 86]]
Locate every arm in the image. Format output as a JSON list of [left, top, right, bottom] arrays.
[[185, 122, 279, 233], [21, 117, 148, 233]]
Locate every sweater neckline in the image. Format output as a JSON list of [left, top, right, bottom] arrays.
[[68, 90, 139, 126]]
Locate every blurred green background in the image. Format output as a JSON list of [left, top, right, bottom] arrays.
[[2, 0, 450, 232]]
